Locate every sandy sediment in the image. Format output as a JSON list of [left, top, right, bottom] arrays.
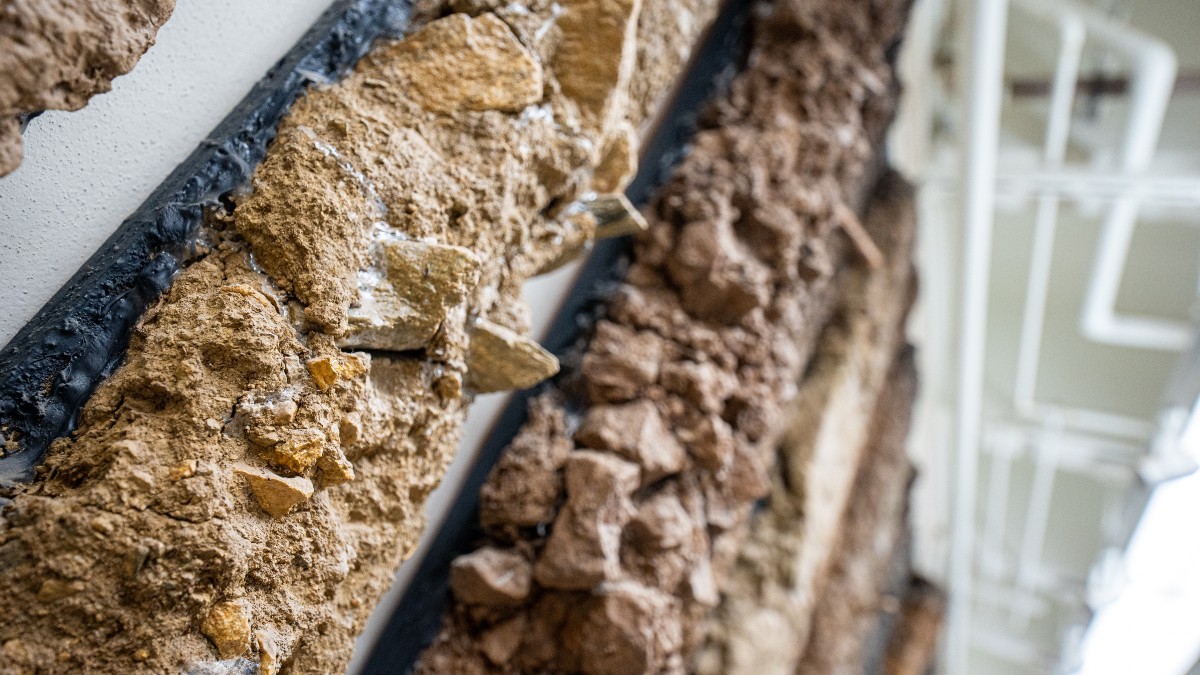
[[414, 0, 914, 671], [792, 345, 918, 675], [0, 0, 176, 175], [0, 1, 717, 672]]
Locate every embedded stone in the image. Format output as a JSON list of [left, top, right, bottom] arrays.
[[593, 122, 638, 193], [260, 428, 325, 474], [533, 451, 639, 590], [554, 0, 643, 134], [256, 630, 281, 675], [316, 446, 356, 486], [586, 194, 648, 240], [576, 581, 682, 675], [305, 353, 368, 390], [341, 239, 481, 352], [200, 600, 252, 659], [377, 13, 543, 114], [234, 465, 314, 517], [480, 614, 527, 666], [36, 578, 85, 603], [465, 318, 559, 393], [575, 400, 685, 484], [581, 321, 663, 402], [449, 547, 532, 606]]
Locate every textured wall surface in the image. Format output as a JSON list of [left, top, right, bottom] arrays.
[[0, 0, 717, 672]]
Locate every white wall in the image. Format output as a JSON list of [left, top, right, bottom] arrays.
[[0, 0, 337, 349]]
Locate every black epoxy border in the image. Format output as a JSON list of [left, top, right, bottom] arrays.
[[0, 0, 413, 485], [358, 0, 755, 669]]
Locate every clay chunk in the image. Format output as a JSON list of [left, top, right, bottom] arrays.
[[342, 239, 481, 352], [533, 451, 639, 590], [465, 318, 560, 393], [200, 600, 252, 659], [449, 547, 533, 606], [575, 400, 685, 484], [234, 465, 314, 517], [381, 13, 543, 114]]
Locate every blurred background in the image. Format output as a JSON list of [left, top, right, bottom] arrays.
[[893, 0, 1200, 673]]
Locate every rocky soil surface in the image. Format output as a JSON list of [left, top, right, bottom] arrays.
[[0, 0, 717, 672], [415, 0, 915, 671]]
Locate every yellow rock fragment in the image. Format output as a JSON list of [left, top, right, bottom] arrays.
[[200, 600, 251, 658], [466, 318, 560, 393], [317, 446, 356, 486], [36, 578, 84, 603], [376, 13, 543, 114], [256, 630, 280, 675], [261, 428, 325, 474], [168, 459, 197, 480], [342, 239, 481, 352], [593, 122, 638, 193], [554, 0, 643, 135], [305, 353, 368, 390], [234, 465, 314, 517]]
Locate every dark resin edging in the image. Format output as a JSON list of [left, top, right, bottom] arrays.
[[0, 0, 412, 485]]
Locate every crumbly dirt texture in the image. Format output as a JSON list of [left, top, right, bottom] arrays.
[[415, 0, 913, 671], [698, 171, 916, 675], [0, 2, 718, 673], [0, 0, 175, 175]]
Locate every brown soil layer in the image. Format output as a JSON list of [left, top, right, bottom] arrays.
[[0, 1, 717, 673], [699, 170, 916, 675], [0, 0, 176, 175], [414, 0, 913, 671], [884, 577, 947, 675]]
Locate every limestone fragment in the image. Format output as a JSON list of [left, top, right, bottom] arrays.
[[316, 446, 356, 486], [234, 465, 314, 517], [533, 451, 639, 590], [465, 318, 559, 393], [256, 630, 281, 675], [575, 400, 686, 484], [260, 428, 324, 474], [586, 193, 649, 239], [449, 547, 532, 606], [305, 353, 368, 391], [201, 600, 252, 659], [378, 13, 543, 114], [342, 239, 481, 352], [554, 0, 643, 135], [593, 122, 639, 193]]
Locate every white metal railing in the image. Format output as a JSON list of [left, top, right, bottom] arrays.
[[932, 0, 1198, 673]]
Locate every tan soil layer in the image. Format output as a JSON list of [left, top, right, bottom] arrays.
[[0, 1, 718, 673], [414, 0, 913, 670], [0, 0, 175, 175], [793, 344, 917, 675]]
